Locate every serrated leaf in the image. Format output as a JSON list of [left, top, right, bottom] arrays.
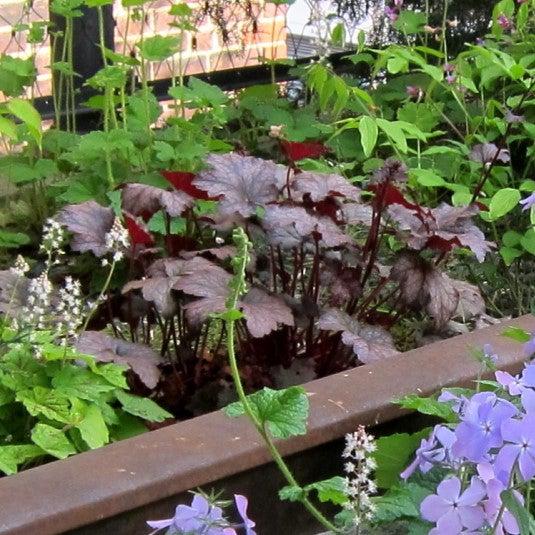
[[225, 386, 309, 439], [51, 365, 116, 401], [75, 405, 109, 449], [137, 35, 180, 61], [115, 390, 172, 422], [16, 387, 72, 424], [0, 444, 44, 475], [7, 98, 42, 149], [374, 482, 431, 523], [359, 116, 378, 157], [31, 423, 76, 459], [0, 230, 31, 248], [394, 394, 456, 422], [279, 485, 305, 502], [305, 476, 348, 505]]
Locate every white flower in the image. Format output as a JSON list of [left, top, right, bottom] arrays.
[[22, 272, 53, 330], [10, 255, 30, 276]]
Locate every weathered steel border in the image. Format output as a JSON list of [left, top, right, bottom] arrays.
[[1, 315, 533, 535]]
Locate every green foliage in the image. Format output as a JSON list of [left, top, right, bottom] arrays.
[[0, 323, 170, 475], [394, 394, 457, 422], [225, 386, 309, 439]]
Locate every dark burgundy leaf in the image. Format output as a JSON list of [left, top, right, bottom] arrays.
[[76, 331, 163, 389], [160, 170, 212, 200], [368, 183, 417, 209], [469, 143, 510, 164], [122, 183, 194, 218], [241, 287, 294, 338], [320, 261, 361, 307], [292, 171, 361, 202], [57, 201, 115, 257], [318, 309, 398, 363], [180, 245, 237, 261], [124, 213, 154, 247], [193, 153, 287, 216], [281, 140, 328, 162], [390, 251, 429, 307]]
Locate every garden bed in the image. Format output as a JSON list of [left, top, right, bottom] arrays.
[[0, 314, 533, 535]]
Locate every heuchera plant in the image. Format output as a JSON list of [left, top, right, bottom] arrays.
[[50, 150, 490, 415]]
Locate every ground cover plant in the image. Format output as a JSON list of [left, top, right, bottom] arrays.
[[0, 0, 532, 496]]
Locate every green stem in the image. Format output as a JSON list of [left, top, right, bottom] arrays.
[[80, 260, 116, 333]]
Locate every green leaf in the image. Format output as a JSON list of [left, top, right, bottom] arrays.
[[305, 476, 348, 505], [374, 430, 430, 489], [0, 116, 17, 140], [52, 365, 116, 401], [500, 489, 535, 535], [7, 98, 42, 149], [489, 188, 520, 220], [147, 212, 186, 235], [0, 230, 31, 248], [76, 405, 109, 449], [503, 230, 522, 247], [502, 326, 531, 343], [410, 168, 446, 187], [374, 482, 431, 523], [31, 423, 77, 459], [279, 485, 305, 502], [359, 116, 378, 157], [500, 246, 522, 266], [376, 119, 408, 153], [394, 394, 456, 422], [225, 386, 309, 439], [16, 387, 73, 424], [521, 229, 535, 256], [115, 390, 172, 422], [393, 11, 427, 34], [0, 445, 44, 475], [137, 35, 180, 61]]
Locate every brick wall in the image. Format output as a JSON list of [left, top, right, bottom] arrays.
[[0, 0, 288, 99]]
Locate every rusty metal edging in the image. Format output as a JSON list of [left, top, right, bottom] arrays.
[[0, 315, 534, 535]]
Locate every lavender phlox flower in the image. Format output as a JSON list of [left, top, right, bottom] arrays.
[[495, 413, 535, 481], [519, 193, 535, 212], [496, 371, 525, 396], [401, 425, 456, 479], [521, 388, 535, 413], [477, 464, 520, 535], [438, 390, 464, 413], [452, 392, 517, 462], [420, 476, 486, 533], [234, 495, 256, 535], [482, 344, 498, 365], [147, 494, 229, 534], [523, 333, 535, 355]]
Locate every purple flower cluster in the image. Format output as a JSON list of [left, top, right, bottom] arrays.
[[402, 349, 535, 534], [147, 493, 256, 535], [385, 0, 403, 22]]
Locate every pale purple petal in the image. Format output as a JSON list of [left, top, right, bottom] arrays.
[[458, 477, 486, 506], [146, 518, 173, 530], [421, 494, 452, 522]]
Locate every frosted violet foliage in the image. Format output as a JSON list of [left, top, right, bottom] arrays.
[[401, 344, 535, 534], [147, 493, 256, 535]]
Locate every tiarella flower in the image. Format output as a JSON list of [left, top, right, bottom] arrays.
[[9, 255, 30, 277], [519, 191, 535, 210], [102, 217, 130, 266], [23, 272, 53, 330], [420, 476, 486, 533], [56, 276, 84, 337], [452, 392, 517, 462], [234, 495, 256, 535], [342, 426, 377, 526], [40, 218, 66, 266], [494, 414, 535, 481], [401, 425, 456, 479], [497, 14, 512, 30]]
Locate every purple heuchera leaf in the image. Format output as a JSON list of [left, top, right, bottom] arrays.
[[469, 143, 510, 165], [241, 288, 294, 338], [121, 183, 194, 218], [370, 158, 408, 184], [76, 331, 163, 389], [0, 271, 30, 314], [193, 153, 287, 216], [291, 171, 361, 202], [57, 200, 115, 257], [388, 204, 493, 262], [317, 308, 398, 363], [420, 476, 486, 533], [263, 205, 350, 249]]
